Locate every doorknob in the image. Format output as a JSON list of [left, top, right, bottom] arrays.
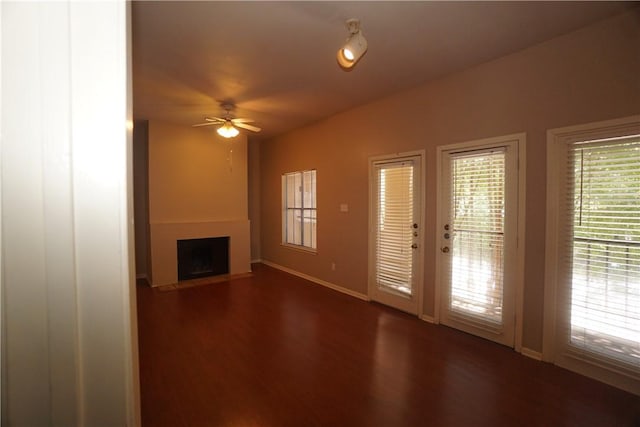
[[441, 246, 450, 253]]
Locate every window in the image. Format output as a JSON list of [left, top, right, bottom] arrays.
[[546, 116, 640, 393], [569, 138, 639, 366], [282, 170, 317, 250]]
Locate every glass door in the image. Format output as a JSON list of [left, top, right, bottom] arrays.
[[369, 155, 423, 314], [439, 146, 517, 346]]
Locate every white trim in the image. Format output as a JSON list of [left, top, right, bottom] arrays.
[[434, 147, 443, 324], [435, 133, 526, 350], [521, 348, 543, 361], [437, 132, 525, 153], [543, 128, 561, 363], [368, 149, 426, 163], [420, 314, 436, 324], [514, 134, 526, 353], [261, 260, 370, 301], [280, 243, 317, 254], [250, 258, 262, 264], [417, 152, 426, 319], [545, 115, 640, 144], [559, 353, 640, 396]]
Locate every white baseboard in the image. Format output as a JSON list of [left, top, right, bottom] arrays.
[[521, 347, 543, 361], [251, 258, 262, 264], [261, 260, 369, 301], [420, 314, 436, 324]]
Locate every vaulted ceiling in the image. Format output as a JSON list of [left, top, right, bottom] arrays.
[[132, 1, 633, 140]]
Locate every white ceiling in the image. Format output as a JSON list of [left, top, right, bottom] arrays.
[[132, 1, 633, 140]]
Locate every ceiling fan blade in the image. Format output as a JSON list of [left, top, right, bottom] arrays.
[[231, 118, 254, 124], [192, 122, 219, 127], [205, 117, 225, 122], [235, 122, 261, 132]]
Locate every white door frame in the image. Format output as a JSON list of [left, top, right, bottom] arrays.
[[368, 150, 426, 316], [435, 134, 526, 351]]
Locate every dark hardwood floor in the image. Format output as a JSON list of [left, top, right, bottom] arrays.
[[137, 263, 640, 426]]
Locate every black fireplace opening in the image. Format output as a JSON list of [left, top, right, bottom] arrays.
[[177, 236, 229, 281]]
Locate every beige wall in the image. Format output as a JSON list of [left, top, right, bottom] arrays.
[[148, 120, 251, 285], [259, 11, 640, 353], [149, 120, 248, 223], [248, 138, 262, 261]]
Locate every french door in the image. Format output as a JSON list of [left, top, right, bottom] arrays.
[[369, 153, 424, 315], [438, 139, 520, 346]]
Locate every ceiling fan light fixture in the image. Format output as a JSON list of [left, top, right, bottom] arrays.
[[337, 19, 367, 70], [217, 121, 239, 138], [192, 102, 260, 136]]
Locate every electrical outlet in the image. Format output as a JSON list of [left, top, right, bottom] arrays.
[[331, 262, 336, 271]]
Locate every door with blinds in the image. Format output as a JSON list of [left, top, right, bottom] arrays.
[[439, 143, 518, 346], [369, 154, 423, 315]]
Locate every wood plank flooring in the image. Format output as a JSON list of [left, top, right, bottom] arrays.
[[137, 263, 640, 426]]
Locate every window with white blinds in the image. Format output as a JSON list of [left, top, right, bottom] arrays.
[[374, 162, 414, 296], [282, 170, 317, 250], [567, 136, 640, 368], [450, 149, 505, 325]]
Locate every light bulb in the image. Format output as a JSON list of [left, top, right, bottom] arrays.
[[217, 122, 239, 138], [342, 48, 355, 61]]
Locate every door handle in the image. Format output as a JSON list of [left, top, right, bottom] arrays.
[[441, 246, 450, 253], [411, 243, 418, 249]]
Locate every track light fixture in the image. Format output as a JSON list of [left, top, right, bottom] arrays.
[[337, 19, 367, 70]]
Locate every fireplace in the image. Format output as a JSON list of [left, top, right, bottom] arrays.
[[177, 236, 229, 281]]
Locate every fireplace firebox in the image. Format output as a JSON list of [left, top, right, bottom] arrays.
[[177, 236, 229, 281]]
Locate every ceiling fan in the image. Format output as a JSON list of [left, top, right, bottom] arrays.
[[192, 102, 261, 138]]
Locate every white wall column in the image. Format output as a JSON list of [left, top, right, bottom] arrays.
[[1, 1, 139, 425]]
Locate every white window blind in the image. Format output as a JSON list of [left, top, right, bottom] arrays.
[[374, 163, 414, 296], [450, 149, 505, 325], [567, 136, 640, 368], [283, 170, 317, 249]]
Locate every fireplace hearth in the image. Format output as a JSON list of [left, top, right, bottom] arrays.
[[177, 236, 229, 281]]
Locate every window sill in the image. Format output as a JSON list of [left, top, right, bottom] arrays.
[[281, 243, 317, 255]]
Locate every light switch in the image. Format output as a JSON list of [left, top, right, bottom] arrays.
[[340, 203, 349, 212]]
